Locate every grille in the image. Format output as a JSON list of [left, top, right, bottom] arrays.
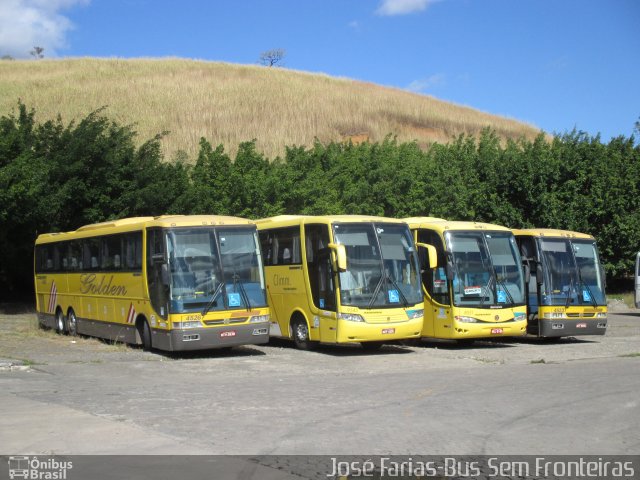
[[204, 317, 248, 326]]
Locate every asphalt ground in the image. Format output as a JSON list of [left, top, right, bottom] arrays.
[[0, 304, 638, 478]]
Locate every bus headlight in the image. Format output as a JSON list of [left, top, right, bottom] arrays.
[[173, 321, 202, 329], [249, 314, 270, 323], [596, 312, 607, 318], [455, 316, 478, 323], [338, 313, 365, 322], [406, 309, 423, 319]]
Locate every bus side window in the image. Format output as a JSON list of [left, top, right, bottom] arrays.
[[102, 235, 123, 271], [258, 231, 273, 266], [83, 238, 101, 271], [271, 227, 301, 265], [124, 232, 143, 271]]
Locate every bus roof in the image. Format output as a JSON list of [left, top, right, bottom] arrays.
[[35, 215, 254, 244], [512, 228, 595, 240], [255, 214, 410, 227], [403, 217, 512, 233]]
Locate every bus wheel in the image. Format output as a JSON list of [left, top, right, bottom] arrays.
[[67, 309, 78, 337], [55, 309, 67, 335], [291, 317, 314, 350], [361, 341, 384, 351], [140, 320, 153, 351]]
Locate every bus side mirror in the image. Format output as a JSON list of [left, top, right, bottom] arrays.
[[160, 263, 170, 287], [328, 243, 347, 272], [445, 252, 455, 281], [522, 259, 531, 284], [536, 260, 545, 285], [416, 243, 437, 269]]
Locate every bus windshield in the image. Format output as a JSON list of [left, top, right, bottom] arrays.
[[446, 231, 525, 308], [166, 227, 267, 314], [539, 238, 605, 306], [332, 223, 423, 308]]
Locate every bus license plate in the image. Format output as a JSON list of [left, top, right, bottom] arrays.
[[382, 328, 395, 334], [491, 328, 503, 334], [577, 323, 587, 328], [220, 330, 236, 338]]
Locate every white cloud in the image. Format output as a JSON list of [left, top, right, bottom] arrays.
[[0, 0, 89, 58], [376, 0, 434, 16], [406, 74, 446, 93]]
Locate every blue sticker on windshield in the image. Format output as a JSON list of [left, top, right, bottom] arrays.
[[388, 289, 400, 303], [497, 290, 507, 303], [319, 298, 325, 308], [228, 292, 241, 307], [582, 290, 591, 302]]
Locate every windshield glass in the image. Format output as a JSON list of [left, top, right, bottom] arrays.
[[446, 231, 525, 308], [332, 223, 423, 308], [539, 238, 605, 306], [166, 227, 267, 314]]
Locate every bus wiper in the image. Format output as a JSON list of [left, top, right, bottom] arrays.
[[368, 274, 386, 309], [201, 282, 224, 317], [385, 273, 409, 308], [368, 272, 408, 308], [232, 272, 252, 311], [495, 276, 515, 306], [564, 277, 575, 308], [575, 273, 598, 307], [479, 274, 494, 307]]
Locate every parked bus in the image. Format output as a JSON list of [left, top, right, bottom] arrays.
[[255, 215, 428, 350], [513, 229, 607, 337], [34, 215, 270, 351], [635, 252, 640, 309], [404, 218, 527, 341]]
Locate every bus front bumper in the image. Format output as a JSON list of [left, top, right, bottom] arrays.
[[538, 318, 607, 337], [336, 317, 423, 343], [153, 322, 270, 351]]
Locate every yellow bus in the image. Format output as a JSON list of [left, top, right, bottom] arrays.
[[404, 217, 527, 341], [255, 215, 426, 350], [34, 215, 270, 351], [513, 229, 607, 337]]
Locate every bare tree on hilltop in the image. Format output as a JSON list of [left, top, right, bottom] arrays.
[[30, 46, 44, 59], [259, 48, 286, 67]]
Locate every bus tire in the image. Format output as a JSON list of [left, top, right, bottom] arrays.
[[55, 309, 67, 335], [291, 316, 315, 350], [67, 309, 78, 337], [139, 319, 153, 351]]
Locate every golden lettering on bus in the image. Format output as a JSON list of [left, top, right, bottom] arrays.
[[273, 274, 290, 287], [80, 274, 128, 296]]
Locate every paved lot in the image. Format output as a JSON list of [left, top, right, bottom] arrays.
[[0, 304, 638, 459]]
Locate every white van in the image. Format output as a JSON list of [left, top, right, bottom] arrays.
[[635, 252, 640, 308]]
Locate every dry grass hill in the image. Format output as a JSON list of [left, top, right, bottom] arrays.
[[0, 58, 542, 160]]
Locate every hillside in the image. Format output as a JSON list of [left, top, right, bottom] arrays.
[[0, 58, 542, 159]]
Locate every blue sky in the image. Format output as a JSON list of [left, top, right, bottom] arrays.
[[2, 0, 639, 141]]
